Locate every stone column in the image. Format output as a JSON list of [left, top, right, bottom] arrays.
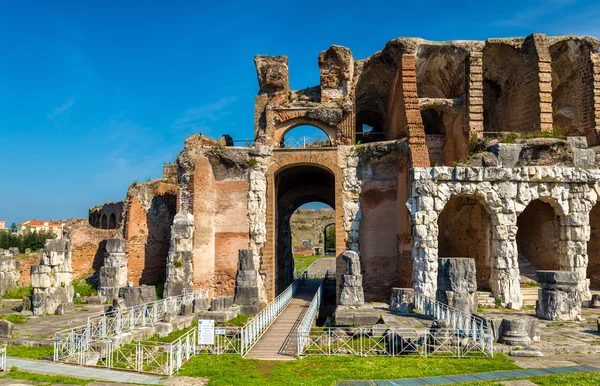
[[30, 239, 74, 315], [234, 249, 262, 314], [337, 250, 364, 306], [99, 238, 128, 301], [164, 212, 195, 297], [491, 214, 522, 309], [0, 257, 20, 296]]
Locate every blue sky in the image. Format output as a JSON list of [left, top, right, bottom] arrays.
[[1, 0, 599, 224]]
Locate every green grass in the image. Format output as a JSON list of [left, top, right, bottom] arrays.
[[293, 255, 332, 277], [222, 314, 252, 327], [0, 313, 28, 324], [2, 286, 32, 299], [178, 354, 518, 386], [72, 279, 97, 297], [521, 281, 539, 288], [6, 345, 54, 360], [2, 367, 92, 385]]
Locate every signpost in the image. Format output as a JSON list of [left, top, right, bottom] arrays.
[[198, 319, 215, 345]]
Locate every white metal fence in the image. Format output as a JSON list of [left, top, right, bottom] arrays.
[[298, 327, 493, 357], [280, 136, 331, 148], [54, 289, 208, 362], [297, 280, 324, 355], [0, 344, 6, 371], [414, 292, 490, 342]]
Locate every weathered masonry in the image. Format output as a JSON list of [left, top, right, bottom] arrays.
[[71, 33, 600, 313]]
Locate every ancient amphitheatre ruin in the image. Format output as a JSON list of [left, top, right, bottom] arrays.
[[1, 32, 600, 380]]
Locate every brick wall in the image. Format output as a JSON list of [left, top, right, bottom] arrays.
[[401, 55, 430, 167], [467, 52, 484, 138]]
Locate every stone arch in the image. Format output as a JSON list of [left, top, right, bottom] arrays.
[[516, 199, 562, 284], [109, 213, 117, 229], [587, 202, 600, 289], [264, 150, 344, 300], [323, 222, 336, 254], [273, 118, 337, 148], [416, 44, 467, 99], [101, 214, 108, 229], [437, 194, 494, 290]]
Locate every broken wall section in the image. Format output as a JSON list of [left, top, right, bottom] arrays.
[[124, 179, 177, 288]]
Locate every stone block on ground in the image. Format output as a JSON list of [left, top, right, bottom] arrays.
[[154, 322, 174, 338], [535, 270, 581, 321], [193, 297, 209, 312], [500, 318, 533, 346], [338, 251, 364, 307], [389, 288, 415, 314], [210, 296, 234, 311], [0, 320, 14, 338], [436, 258, 478, 314], [118, 286, 156, 307], [334, 305, 381, 326], [488, 143, 522, 168], [196, 306, 240, 323], [86, 296, 103, 305]]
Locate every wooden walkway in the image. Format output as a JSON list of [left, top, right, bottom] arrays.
[[245, 278, 322, 360]]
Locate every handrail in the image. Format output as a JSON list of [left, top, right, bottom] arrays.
[[0, 344, 5, 371], [297, 279, 324, 355], [414, 292, 492, 344], [241, 271, 308, 355]]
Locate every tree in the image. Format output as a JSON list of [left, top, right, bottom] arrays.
[[10, 223, 16, 232], [325, 225, 336, 252]]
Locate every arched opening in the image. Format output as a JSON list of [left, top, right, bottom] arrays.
[[483, 42, 540, 133], [323, 223, 336, 255], [109, 213, 117, 229], [275, 165, 335, 294], [289, 203, 335, 277], [101, 214, 108, 229], [279, 125, 333, 149], [437, 196, 493, 290], [587, 204, 600, 290], [422, 108, 447, 166], [516, 200, 561, 304], [356, 110, 385, 143], [550, 39, 595, 139]]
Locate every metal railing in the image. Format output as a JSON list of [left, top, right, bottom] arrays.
[[414, 292, 490, 342], [0, 344, 5, 371], [54, 289, 208, 362], [298, 327, 493, 357], [297, 280, 324, 355], [241, 271, 308, 355], [280, 136, 331, 148]]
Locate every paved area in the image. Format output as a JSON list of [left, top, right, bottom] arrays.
[[245, 279, 322, 360], [6, 357, 165, 384], [337, 365, 600, 385]]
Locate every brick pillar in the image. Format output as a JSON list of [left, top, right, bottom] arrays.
[[467, 52, 484, 138], [536, 39, 553, 133], [592, 53, 600, 136], [401, 54, 430, 167]]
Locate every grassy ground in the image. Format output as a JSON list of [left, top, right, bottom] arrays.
[[463, 372, 600, 385], [293, 255, 331, 277], [0, 314, 28, 324], [1, 368, 92, 385], [6, 345, 54, 360], [178, 355, 518, 386]]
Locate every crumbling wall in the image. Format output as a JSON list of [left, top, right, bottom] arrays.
[[178, 140, 253, 297], [89, 202, 124, 229], [549, 38, 597, 139], [483, 38, 541, 133], [290, 208, 335, 255], [124, 180, 177, 287], [354, 141, 410, 301], [62, 218, 119, 281], [588, 203, 600, 288]]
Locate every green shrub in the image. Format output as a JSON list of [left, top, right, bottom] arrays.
[[0, 231, 56, 251], [298, 226, 310, 231], [2, 286, 32, 299], [72, 279, 97, 297]]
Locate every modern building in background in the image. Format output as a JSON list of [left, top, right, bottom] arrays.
[[17, 220, 64, 238]]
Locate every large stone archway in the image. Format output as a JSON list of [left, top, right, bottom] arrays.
[[263, 149, 345, 300]]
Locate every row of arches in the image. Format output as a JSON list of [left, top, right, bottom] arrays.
[[438, 194, 599, 298], [89, 212, 120, 229]]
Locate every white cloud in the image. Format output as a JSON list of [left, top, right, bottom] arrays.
[[47, 96, 76, 121], [171, 96, 238, 133]]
